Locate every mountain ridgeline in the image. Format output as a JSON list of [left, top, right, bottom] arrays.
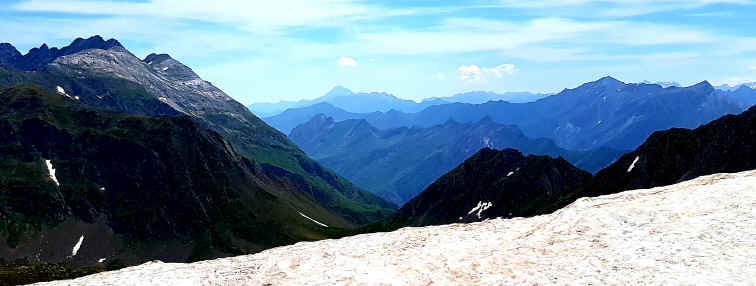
[[0, 36, 395, 284], [269, 77, 745, 152], [380, 101, 756, 229], [290, 114, 623, 205]]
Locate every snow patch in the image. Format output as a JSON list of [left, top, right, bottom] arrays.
[[467, 201, 493, 219], [482, 137, 492, 148], [162, 66, 169, 71], [627, 156, 640, 173], [72, 235, 84, 256], [158, 97, 168, 102], [98, 258, 107, 263], [298, 212, 328, 227], [507, 171, 514, 177], [56, 86, 74, 99], [45, 160, 59, 186]]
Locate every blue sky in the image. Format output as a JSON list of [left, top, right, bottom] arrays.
[[2, 0, 756, 104]]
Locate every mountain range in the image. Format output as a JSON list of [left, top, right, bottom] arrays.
[[0, 36, 395, 283], [249, 86, 546, 118], [269, 77, 744, 152], [290, 115, 623, 205], [248, 86, 447, 117]]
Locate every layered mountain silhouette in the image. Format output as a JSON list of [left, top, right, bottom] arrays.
[[377, 101, 756, 229], [267, 77, 743, 152], [290, 115, 623, 205], [0, 36, 394, 282], [422, 90, 547, 105]]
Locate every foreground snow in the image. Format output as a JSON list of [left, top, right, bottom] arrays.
[[35, 171, 756, 285]]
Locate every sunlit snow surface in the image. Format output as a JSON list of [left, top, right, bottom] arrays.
[[45, 160, 59, 186], [34, 170, 756, 285]]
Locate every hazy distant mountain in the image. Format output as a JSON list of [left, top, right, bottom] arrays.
[[715, 82, 756, 92], [290, 115, 623, 205], [249, 86, 448, 117], [343, 77, 743, 151], [719, 85, 756, 108], [423, 91, 548, 105]]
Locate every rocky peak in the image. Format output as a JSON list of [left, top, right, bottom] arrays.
[[596, 76, 624, 86], [60, 35, 122, 55], [0, 43, 22, 65], [688, 80, 714, 94], [10, 35, 123, 70]]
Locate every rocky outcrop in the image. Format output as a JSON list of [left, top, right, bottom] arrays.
[[0, 36, 122, 71], [33, 170, 756, 285]]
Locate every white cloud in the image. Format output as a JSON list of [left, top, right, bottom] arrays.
[[337, 56, 358, 67], [458, 64, 516, 82], [749, 65, 756, 72]]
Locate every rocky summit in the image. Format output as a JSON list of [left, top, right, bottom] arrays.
[[33, 170, 756, 285]]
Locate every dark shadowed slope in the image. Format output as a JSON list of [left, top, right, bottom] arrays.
[[0, 85, 376, 285], [389, 148, 593, 227], [590, 104, 756, 196]]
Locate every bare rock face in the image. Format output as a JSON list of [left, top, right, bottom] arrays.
[[34, 170, 756, 285], [50, 47, 239, 118]]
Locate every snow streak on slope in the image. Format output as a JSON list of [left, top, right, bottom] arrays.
[[45, 159, 59, 186], [35, 170, 756, 285]]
